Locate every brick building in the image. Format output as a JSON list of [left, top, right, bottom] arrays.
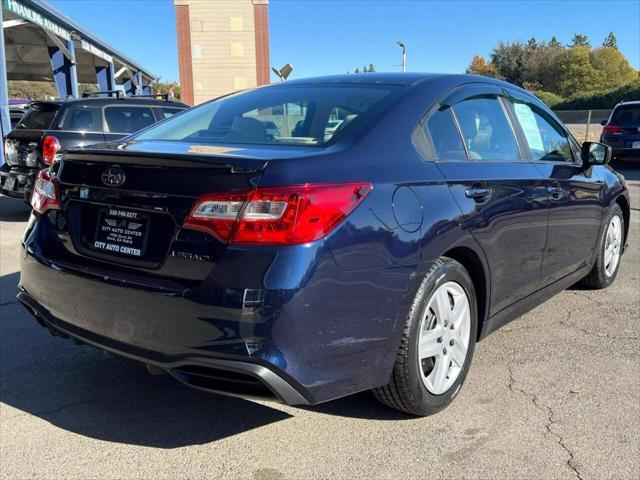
[[174, 0, 270, 106]]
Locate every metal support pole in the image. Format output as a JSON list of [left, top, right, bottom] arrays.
[[585, 110, 592, 143], [96, 62, 116, 96], [0, 6, 10, 166], [48, 39, 78, 98]]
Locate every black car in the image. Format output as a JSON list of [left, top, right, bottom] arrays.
[[1, 94, 188, 200], [19, 74, 629, 416], [600, 100, 640, 162]]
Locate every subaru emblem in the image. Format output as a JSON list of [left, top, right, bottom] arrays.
[[101, 165, 126, 187]]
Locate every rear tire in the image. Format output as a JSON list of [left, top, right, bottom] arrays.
[[373, 257, 478, 416], [581, 203, 624, 289]]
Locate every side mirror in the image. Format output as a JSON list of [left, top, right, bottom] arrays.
[[600, 120, 607, 126], [581, 141, 612, 166]]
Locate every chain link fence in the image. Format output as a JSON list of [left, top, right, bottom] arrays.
[[554, 109, 612, 143]]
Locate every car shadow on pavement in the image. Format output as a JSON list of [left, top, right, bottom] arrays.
[[0, 196, 32, 222], [1, 271, 410, 449]]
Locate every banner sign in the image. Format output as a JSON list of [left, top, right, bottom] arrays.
[[4, 0, 71, 41]]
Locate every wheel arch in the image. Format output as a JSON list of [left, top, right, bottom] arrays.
[[614, 194, 630, 246], [442, 246, 490, 342]]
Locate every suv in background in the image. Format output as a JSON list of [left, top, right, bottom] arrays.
[[1, 94, 188, 201], [600, 100, 640, 162]]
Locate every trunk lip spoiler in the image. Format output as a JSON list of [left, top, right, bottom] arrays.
[[61, 150, 269, 172]]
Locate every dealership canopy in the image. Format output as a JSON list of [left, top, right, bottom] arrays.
[[1, 0, 158, 161]]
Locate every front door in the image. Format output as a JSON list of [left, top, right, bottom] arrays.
[[423, 86, 549, 316], [505, 92, 604, 285]]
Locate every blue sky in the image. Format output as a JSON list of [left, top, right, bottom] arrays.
[[48, 0, 640, 83]]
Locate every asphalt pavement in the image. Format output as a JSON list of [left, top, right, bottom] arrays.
[[1, 163, 638, 480]]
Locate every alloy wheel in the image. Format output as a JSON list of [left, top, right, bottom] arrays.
[[604, 215, 622, 278], [418, 281, 471, 395]]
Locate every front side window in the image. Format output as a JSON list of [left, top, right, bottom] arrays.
[[452, 97, 520, 160], [60, 106, 102, 132], [105, 106, 156, 134], [510, 99, 573, 162], [423, 106, 466, 160], [135, 85, 402, 146], [159, 107, 184, 119]]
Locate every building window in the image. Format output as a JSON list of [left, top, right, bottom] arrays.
[[230, 42, 244, 57], [229, 17, 244, 31]]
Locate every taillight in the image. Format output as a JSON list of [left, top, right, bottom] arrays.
[[184, 182, 372, 245], [602, 124, 622, 135], [30, 169, 61, 214], [42, 135, 61, 165]]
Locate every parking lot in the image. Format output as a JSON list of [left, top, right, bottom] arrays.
[[0, 163, 638, 480]]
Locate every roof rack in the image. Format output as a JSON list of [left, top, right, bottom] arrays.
[[130, 93, 170, 101], [82, 90, 126, 98]]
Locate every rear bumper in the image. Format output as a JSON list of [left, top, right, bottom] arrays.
[[17, 289, 310, 405], [19, 217, 417, 404], [0, 164, 36, 200]]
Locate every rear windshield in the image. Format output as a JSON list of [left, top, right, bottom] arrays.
[[15, 104, 59, 130], [612, 105, 640, 125], [135, 84, 402, 146]]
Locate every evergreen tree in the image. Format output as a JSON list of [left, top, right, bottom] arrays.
[[602, 32, 618, 49], [569, 34, 590, 48]]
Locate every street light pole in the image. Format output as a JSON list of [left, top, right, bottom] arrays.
[[397, 41, 406, 72]]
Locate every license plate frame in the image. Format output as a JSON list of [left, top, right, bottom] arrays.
[[93, 208, 149, 258]]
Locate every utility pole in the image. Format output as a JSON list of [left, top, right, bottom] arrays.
[[397, 41, 407, 72]]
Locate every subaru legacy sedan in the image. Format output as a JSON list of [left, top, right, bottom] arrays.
[[19, 74, 629, 416]]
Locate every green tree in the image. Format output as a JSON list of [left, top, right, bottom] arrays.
[[465, 55, 499, 77], [602, 32, 618, 49], [569, 34, 590, 48], [354, 67, 360, 74], [368, 63, 376, 73], [589, 46, 637, 90], [557, 46, 598, 96], [490, 41, 528, 85], [548, 36, 562, 49], [524, 39, 565, 92], [150, 79, 181, 100]]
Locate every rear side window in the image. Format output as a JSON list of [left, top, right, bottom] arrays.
[[509, 99, 573, 162], [105, 106, 156, 134], [424, 107, 466, 160], [452, 97, 520, 160], [612, 105, 640, 125], [15, 106, 58, 130], [60, 106, 102, 132]]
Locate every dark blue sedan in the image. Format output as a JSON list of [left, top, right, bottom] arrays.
[[19, 74, 630, 416]]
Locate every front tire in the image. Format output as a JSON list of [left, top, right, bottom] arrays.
[[373, 257, 478, 416], [582, 203, 624, 289]]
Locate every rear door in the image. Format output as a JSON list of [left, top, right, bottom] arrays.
[[53, 104, 106, 148], [424, 85, 549, 316], [505, 91, 604, 284]]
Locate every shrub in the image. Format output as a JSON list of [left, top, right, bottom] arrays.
[[532, 90, 564, 107], [554, 79, 640, 109]]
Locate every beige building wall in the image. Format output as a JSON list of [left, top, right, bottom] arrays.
[[174, 0, 270, 105]]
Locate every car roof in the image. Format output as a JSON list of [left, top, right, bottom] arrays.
[[615, 100, 640, 107], [29, 97, 188, 108]]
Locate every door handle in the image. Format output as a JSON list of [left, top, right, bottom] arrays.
[[465, 187, 492, 203], [547, 185, 564, 200]]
